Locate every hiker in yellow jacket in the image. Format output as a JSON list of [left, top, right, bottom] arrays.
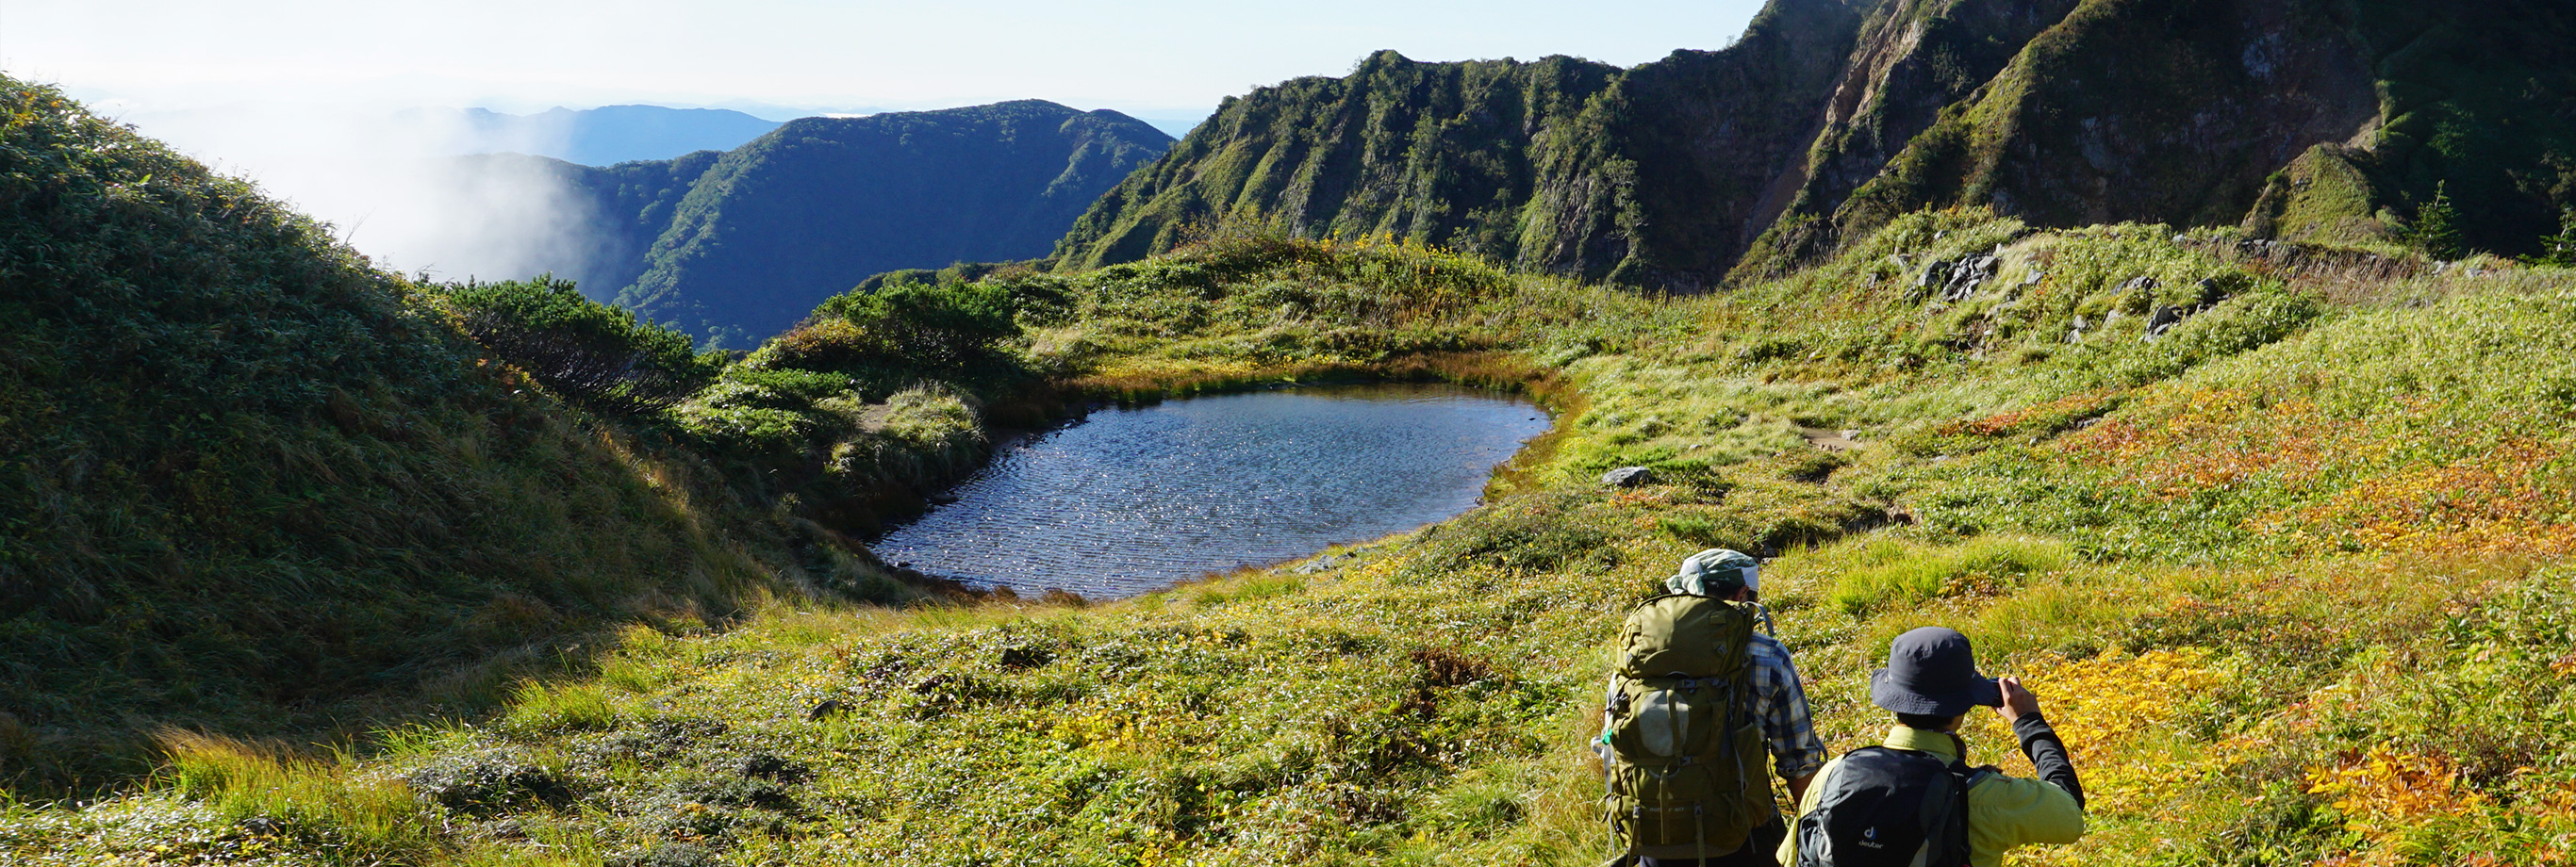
[[1778, 628, 2086, 867]]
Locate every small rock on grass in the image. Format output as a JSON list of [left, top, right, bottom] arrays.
[[1295, 554, 1346, 575], [1602, 466, 1658, 487]]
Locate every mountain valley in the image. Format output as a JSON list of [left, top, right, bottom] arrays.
[[8, 1, 2576, 863]]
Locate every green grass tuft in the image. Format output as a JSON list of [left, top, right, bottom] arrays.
[[1824, 536, 2073, 616]]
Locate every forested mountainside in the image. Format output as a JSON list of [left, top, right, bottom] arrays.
[[1047, 52, 1627, 272], [1055, 0, 2576, 287], [577, 101, 1171, 345], [1807, 0, 2576, 267]]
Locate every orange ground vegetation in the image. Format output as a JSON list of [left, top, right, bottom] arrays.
[[1940, 387, 2130, 438], [2040, 383, 2576, 557], [2288, 437, 2576, 557], [2308, 746, 2488, 849], [2056, 387, 2346, 496]]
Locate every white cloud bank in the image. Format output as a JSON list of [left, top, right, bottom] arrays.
[[112, 103, 608, 286]]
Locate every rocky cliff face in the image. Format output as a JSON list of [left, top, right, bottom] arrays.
[[1050, 52, 1625, 270], [1830, 0, 2383, 242], [1057, 0, 2576, 287], [1053, 1, 1875, 288], [1513, 0, 1874, 288], [2237, 1, 2576, 253], [1741, 0, 2087, 272]]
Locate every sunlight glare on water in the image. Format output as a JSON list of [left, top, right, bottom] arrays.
[[871, 384, 1551, 598]]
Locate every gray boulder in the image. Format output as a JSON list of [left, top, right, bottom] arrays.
[[2143, 304, 2188, 339], [1601, 466, 1659, 488]]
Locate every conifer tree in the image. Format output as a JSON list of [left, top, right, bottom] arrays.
[[2410, 181, 2466, 260], [2543, 208, 2576, 268]]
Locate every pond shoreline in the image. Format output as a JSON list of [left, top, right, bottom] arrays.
[[872, 381, 1556, 599], [848, 352, 1574, 597]]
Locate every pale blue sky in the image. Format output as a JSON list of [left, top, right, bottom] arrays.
[[7, 0, 1767, 120]]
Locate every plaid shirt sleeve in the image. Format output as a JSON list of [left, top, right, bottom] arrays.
[[1747, 632, 1829, 779]]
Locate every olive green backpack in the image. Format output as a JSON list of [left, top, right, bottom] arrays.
[[1599, 592, 1769, 862]]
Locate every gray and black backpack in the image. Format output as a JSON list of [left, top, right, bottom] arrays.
[[1791, 743, 1990, 867]]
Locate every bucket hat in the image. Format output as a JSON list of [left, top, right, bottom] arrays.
[[1869, 627, 2003, 716], [1666, 548, 1760, 597]]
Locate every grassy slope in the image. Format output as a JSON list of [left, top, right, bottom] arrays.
[[16, 206, 2576, 864], [0, 79, 880, 798]]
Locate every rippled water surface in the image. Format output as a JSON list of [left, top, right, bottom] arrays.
[[872, 384, 1551, 597]]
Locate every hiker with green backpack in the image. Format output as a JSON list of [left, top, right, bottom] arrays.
[[1597, 548, 1828, 866], [1777, 627, 2087, 867]]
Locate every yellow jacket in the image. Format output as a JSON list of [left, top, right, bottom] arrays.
[[1777, 723, 2086, 867]]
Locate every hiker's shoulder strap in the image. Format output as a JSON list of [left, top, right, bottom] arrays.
[[1745, 600, 1778, 636], [1944, 765, 2089, 849]]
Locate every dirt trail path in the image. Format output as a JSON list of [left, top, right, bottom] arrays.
[[855, 402, 893, 433]]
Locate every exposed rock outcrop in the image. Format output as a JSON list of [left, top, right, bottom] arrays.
[[1057, 0, 2576, 287]]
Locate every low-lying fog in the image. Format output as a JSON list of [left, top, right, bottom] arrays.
[[108, 104, 642, 291]]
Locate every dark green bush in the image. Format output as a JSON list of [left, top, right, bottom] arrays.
[[2404, 181, 2467, 260], [702, 368, 856, 410], [431, 275, 719, 414], [806, 279, 1021, 368]]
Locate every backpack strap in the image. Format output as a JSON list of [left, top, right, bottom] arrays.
[[1942, 731, 1999, 787], [1694, 801, 1708, 863], [1940, 759, 1992, 867], [1939, 732, 1983, 867], [1741, 607, 1770, 815]]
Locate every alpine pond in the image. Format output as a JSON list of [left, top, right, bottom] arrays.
[[872, 384, 1551, 597]]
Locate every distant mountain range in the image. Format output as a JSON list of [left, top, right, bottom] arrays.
[[436, 0, 2575, 333], [486, 100, 1172, 345], [1056, 0, 2576, 286], [403, 104, 788, 167]]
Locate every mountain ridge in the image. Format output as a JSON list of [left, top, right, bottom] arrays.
[[523, 100, 1173, 345], [1055, 0, 2576, 286]]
